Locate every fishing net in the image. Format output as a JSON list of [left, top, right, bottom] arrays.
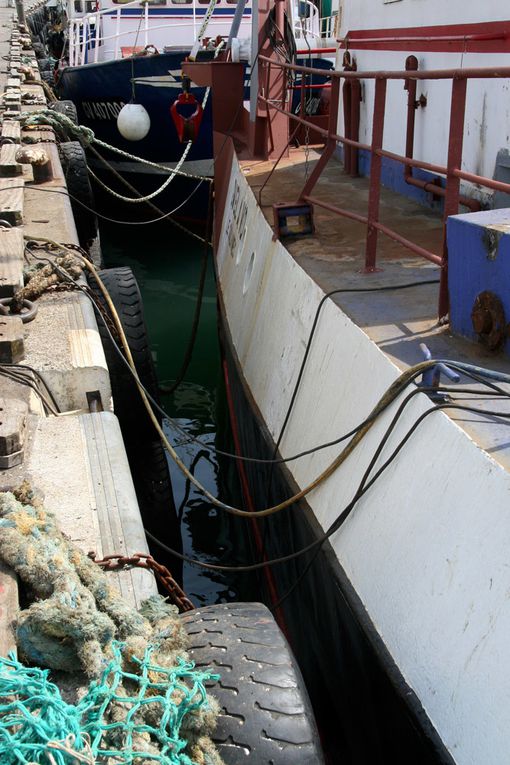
[[0, 486, 224, 765], [0, 642, 219, 765]]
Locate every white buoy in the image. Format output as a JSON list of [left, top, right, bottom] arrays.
[[117, 103, 151, 141]]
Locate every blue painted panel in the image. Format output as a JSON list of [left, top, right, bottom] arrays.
[[335, 146, 445, 211], [447, 209, 510, 355]]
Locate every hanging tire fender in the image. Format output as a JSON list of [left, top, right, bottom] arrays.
[[181, 602, 325, 764], [49, 99, 78, 125], [87, 266, 182, 576], [58, 140, 98, 248]]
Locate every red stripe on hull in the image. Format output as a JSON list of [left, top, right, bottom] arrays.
[[339, 20, 510, 53]]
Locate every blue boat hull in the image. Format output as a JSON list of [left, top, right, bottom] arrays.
[[57, 53, 333, 222], [58, 51, 213, 168]]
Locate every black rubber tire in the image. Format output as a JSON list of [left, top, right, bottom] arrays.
[[89, 266, 160, 440], [36, 57, 52, 72], [58, 140, 98, 247], [88, 266, 182, 578], [40, 70, 54, 85], [181, 602, 325, 764], [32, 40, 45, 57], [49, 99, 78, 124]]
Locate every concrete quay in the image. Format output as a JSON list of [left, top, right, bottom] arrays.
[[0, 0, 156, 657]]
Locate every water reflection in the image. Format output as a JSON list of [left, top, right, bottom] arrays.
[[100, 223, 250, 606]]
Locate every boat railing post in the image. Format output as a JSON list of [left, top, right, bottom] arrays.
[[364, 76, 387, 273], [80, 19, 87, 65], [76, 21, 81, 66], [144, 1, 149, 48], [94, 15, 100, 62], [438, 75, 467, 318], [68, 20, 74, 65], [115, 7, 120, 59], [299, 73, 340, 199], [193, 0, 196, 39]]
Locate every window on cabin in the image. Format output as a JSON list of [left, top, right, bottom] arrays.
[[171, 0, 192, 4], [111, 0, 166, 4]]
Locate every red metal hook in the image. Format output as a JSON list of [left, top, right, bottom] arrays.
[[170, 92, 204, 142]]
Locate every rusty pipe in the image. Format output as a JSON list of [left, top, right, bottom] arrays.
[[403, 55, 480, 212], [342, 52, 361, 177]]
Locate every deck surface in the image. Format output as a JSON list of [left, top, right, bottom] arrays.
[[243, 148, 510, 470]]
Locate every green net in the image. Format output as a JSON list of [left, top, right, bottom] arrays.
[[0, 641, 219, 765]]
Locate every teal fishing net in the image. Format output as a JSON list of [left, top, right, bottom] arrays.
[[0, 641, 219, 765]]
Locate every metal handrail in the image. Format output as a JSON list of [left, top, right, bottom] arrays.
[[68, 12, 228, 63], [257, 55, 510, 317]]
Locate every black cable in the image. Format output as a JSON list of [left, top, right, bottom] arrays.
[[29, 243, 510, 481], [145, 393, 510, 573], [1, 362, 61, 413], [29, 245, 510, 578], [0, 366, 58, 415], [57, 248, 510, 479], [8, 181, 207, 226]]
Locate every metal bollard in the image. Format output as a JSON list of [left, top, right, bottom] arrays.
[[15, 147, 53, 183]]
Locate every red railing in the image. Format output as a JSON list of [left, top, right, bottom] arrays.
[[258, 56, 510, 317]]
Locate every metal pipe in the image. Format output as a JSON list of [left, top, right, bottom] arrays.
[[406, 175, 480, 211], [454, 168, 510, 195], [289, 82, 332, 90], [260, 90, 493, 203], [338, 32, 508, 46], [304, 196, 442, 265], [300, 76, 341, 198], [296, 46, 337, 54], [372, 221, 442, 266], [403, 55, 418, 182], [402, 55, 480, 213], [304, 194, 368, 224], [439, 76, 468, 318], [258, 56, 510, 81], [365, 78, 387, 272], [227, 0, 248, 50], [114, 8, 120, 59]]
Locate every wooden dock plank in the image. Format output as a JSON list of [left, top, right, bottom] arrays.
[[1, 120, 21, 143], [0, 227, 24, 295], [0, 177, 23, 225], [0, 143, 22, 176]]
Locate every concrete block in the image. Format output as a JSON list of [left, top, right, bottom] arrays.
[[0, 397, 27, 468], [447, 208, 510, 355], [0, 315, 24, 362]]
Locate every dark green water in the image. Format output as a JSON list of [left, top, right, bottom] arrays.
[[100, 221, 254, 606]]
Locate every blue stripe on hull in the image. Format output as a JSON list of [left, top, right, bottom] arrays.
[[103, 7, 251, 14], [58, 52, 213, 166]]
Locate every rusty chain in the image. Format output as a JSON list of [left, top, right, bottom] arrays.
[[88, 552, 194, 613]]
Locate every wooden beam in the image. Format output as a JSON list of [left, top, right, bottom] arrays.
[[0, 178, 24, 225], [0, 144, 22, 177], [1, 121, 21, 144], [0, 227, 24, 295]]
